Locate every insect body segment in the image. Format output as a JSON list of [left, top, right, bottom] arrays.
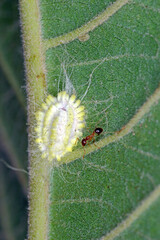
[[81, 127, 103, 146], [94, 127, 103, 135]]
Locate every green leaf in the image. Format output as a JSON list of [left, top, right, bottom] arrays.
[[114, 192, 160, 240], [19, 0, 160, 239]]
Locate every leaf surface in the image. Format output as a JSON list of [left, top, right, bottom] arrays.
[[38, 0, 160, 239]]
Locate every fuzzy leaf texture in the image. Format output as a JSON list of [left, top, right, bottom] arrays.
[[42, 1, 160, 239], [2, 0, 160, 240]]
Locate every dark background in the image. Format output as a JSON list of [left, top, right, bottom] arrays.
[[0, 0, 27, 239]]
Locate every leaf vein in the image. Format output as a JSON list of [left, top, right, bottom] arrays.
[[43, 0, 129, 50], [101, 184, 160, 240], [61, 84, 160, 164]]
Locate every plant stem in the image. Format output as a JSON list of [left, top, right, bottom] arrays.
[[19, 0, 50, 239]]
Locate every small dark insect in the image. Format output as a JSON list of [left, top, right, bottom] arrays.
[[81, 127, 103, 146]]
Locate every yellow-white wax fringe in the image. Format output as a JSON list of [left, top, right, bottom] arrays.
[[35, 91, 85, 161]]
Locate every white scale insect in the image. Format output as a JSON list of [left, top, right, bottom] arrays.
[[35, 91, 85, 161]]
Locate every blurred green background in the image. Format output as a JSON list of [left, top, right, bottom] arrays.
[[0, 0, 27, 239]]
